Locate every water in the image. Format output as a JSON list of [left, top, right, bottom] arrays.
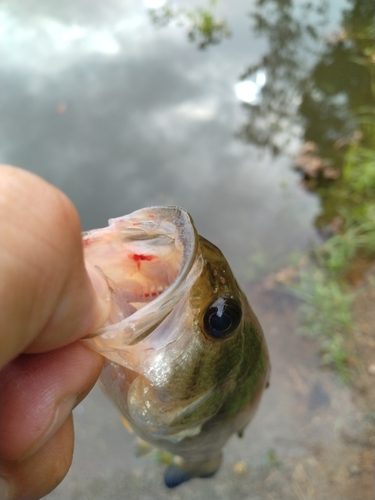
[[1, 0, 322, 274], [1, 1, 373, 498]]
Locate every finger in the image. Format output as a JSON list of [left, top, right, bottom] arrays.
[[1, 413, 74, 500], [0, 342, 103, 461], [0, 165, 110, 366]]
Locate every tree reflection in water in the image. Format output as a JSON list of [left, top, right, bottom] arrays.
[[150, 0, 374, 227], [238, 0, 373, 162], [149, 0, 231, 50]]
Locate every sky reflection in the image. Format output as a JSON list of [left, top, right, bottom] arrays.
[[234, 69, 267, 105]]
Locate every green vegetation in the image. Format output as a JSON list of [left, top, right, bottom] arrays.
[[288, 269, 354, 383], [278, 0, 375, 383], [288, 132, 375, 383]]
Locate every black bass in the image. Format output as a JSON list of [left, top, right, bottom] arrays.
[[82, 206, 270, 488]]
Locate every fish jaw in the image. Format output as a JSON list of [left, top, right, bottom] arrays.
[[82, 206, 199, 351]]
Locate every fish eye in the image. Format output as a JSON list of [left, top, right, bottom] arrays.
[[203, 297, 242, 339]]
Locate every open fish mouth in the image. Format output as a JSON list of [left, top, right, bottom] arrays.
[[82, 206, 203, 351]]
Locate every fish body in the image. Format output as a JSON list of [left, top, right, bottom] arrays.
[[82, 207, 270, 488]]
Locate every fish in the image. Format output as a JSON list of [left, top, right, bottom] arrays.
[[82, 206, 270, 488]]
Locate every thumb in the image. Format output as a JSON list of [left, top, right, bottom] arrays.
[[0, 165, 110, 364]]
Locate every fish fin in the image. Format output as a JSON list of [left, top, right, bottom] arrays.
[[119, 415, 134, 433], [164, 453, 222, 489], [134, 437, 155, 457]]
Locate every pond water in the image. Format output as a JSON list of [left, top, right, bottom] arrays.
[[1, 1, 373, 498]]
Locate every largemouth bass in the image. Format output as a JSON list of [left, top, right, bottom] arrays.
[[82, 206, 270, 488]]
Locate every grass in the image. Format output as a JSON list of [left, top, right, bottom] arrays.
[[287, 269, 354, 383], [315, 210, 375, 275]]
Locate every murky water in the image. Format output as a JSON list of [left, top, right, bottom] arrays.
[[1, 1, 373, 498]]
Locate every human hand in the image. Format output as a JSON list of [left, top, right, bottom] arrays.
[[0, 166, 111, 499]]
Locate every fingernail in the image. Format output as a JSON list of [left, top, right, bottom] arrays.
[[22, 394, 77, 460], [0, 477, 13, 499]]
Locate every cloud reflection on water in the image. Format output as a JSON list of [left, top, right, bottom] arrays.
[[0, 0, 319, 278]]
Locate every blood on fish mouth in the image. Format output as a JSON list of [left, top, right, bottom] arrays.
[[130, 253, 156, 270]]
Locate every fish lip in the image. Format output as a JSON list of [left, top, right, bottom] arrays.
[[83, 206, 200, 345]]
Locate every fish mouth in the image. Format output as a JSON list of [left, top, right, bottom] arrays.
[[82, 206, 203, 351]]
